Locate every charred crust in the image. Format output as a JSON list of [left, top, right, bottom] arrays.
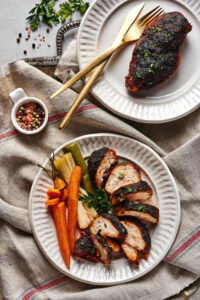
[[88, 147, 109, 184], [112, 181, 152, 197], [116, 201, 159, 220], [90, 233, 112, 263], [74, 236, 98, 262], [101, 213, 128, 239]]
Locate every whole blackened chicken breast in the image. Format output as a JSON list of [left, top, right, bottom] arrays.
[[125, 12, 192, 92]]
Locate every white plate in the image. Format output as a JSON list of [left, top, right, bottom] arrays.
[[29, 133, 180, 285], [77, 0, 200, 123]]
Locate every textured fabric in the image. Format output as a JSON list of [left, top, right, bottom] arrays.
[[0, 36, 200, 300]]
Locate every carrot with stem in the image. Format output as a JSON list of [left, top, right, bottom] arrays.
[[68, 165, 82, 254], [52, 202, 70, 269]]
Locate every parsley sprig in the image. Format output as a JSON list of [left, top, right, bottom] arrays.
[[80, 189, 112, 213], [26, 0, 89, 31]]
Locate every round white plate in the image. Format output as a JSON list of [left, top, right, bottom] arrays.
[[29, 133, 180, 285], [77, 0, 200, 123]]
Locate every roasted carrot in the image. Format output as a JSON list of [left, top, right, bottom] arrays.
[[67, 165, 82, 254], [52, 202, 70, 269], [47, 188, 61, 198], [54, 178, 66, 190], [60, 188, 68, 202], [45, 198, 60, 206]]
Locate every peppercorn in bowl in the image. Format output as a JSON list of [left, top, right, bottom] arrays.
[[10, 88, 48, 135]]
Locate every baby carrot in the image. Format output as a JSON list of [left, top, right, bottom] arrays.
[[54, 178, 66, 190], [45, 198, 60, 206], [47, 188, 61, 198], [52, 202, 70, 269], [67, 165, 82, 254]]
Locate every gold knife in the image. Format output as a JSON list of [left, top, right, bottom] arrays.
[[58, 2, 144, 130]]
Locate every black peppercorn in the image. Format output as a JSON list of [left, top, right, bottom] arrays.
[[32, 43, 35, 49]]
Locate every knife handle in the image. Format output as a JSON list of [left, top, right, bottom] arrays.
[[58, 60, 107, 130]]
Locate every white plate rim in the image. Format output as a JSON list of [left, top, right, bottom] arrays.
[[29, 133, 180, 285], [77, 0, 200, 124]]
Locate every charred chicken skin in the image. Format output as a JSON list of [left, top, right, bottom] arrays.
[[90, 213, 127, 241], [111, 181, 153, 206], [74, 236, 99, 262], [105, 163, 141, 194], [125, 12, 192, 92], [88, 147, 118, 189], [115, 201, 159, 224]]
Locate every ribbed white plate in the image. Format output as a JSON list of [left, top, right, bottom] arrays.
[[77, 0, 200, 123], [29, 133, 180, 285]]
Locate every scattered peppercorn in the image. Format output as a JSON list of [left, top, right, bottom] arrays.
[[46, 28, 50, 33], [24, 50, 27, 55], [17, 38, 20, 43], [18, 33, 22, 38], [32, 43, 35, 49]]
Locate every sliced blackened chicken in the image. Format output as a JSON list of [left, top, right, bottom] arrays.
[[74, 236, 99, 262], [90, 213, 127, 241], [115, 201, 159, 224], [111, 181, 153, 206], [121, 243, 140, 264], [88, 147, 118, 189], [90, 233, 112, 265], [105, 238, 121, 254], [120, 219, 151, 259], [105, 163, 141, 194]]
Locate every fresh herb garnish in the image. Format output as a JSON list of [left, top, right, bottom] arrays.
[[80, 189, 112, 213], [118, 174, 125, 180], [121, 227, 126, 233], [138, 205, 146, 212], [37, 152, 59, 180], [104, 223, 107, 228], [126, 187, 133, 193], [144, 52, 148, 58], [153, 27, 161, 33], [26, 0, 89, 31], [117, 161, 127, 165]]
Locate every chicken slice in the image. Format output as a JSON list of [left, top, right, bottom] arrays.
[[74, 236, 99, 262], [121, 243, 140, 264], [105, 239, 121, 254], [88, 147, 118, 189], [120, 219, 151, 259], [115, 201, 159, 224], [111, 181, 153, 206], [90, 234, 112, 265], [105, 163, 141, 194], [90, 213, 127, 241]]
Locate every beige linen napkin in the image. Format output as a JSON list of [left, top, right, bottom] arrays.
[[0, 37, 200, 299]]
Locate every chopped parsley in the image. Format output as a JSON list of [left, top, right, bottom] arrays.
[[144, 52, 149, 58], [117, 161, 127, 165], [153, 27, 162, 33], [121, 227, 126, 233], [126, 187, 133, 193], [138, 205, 146, 212], [118, 174, 125, 180], [104, 223, 107, 228]]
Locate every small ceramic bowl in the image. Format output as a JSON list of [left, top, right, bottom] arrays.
[[9, 88, 48, 135]]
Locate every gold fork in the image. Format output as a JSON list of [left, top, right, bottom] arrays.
[[58, 6, 164, 130], [51, 6, 163, 100]]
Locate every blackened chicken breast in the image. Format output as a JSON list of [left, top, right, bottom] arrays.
[[120, 219, 151, 259], [126, 12, 192, 92], [115, 201, 159, 224], [74, 236, 99, 262], [90, 233, 112, 265], [105, 163, 141, 194], [88, 147, 118, 189], [111, 181, 153, 206], [90, 213, 127, 241]]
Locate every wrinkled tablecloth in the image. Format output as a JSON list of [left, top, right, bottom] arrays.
[[0, 37, 200, 300]]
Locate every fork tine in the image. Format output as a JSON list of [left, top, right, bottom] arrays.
[[138, 6, 160, 23], [143, 9, 164, 27], [140, 8, 164, 27]]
